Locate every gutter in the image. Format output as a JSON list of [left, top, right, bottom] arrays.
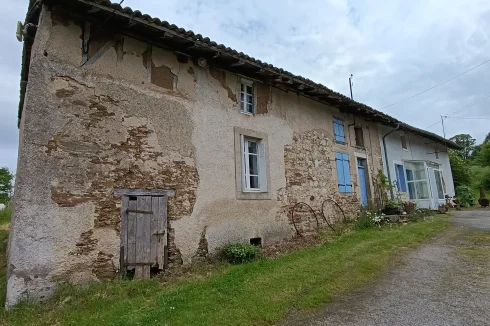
[[17, 0, 42, 127], [382, 123, 400, 200]]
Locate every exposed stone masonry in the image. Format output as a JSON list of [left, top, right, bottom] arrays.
[[278, 130, 361, 234]]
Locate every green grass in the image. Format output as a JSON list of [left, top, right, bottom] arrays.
[[0, 230, 8, 308], [456, 230, 490, 279], [0, 205, 11, 226], [0, 217, 449, 326]]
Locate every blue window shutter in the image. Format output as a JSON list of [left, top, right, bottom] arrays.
[[336, 153, 351, 193], [342, 154, 352, 192], [336, 153, 346, 192], [334, 119, 345, 142], [338, 123, 345, 142], [394, 164, 400, 190], [396, 165, 407, 192], [334, 120, 340, 141]]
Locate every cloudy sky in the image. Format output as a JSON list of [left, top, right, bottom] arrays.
[[1, 0, 490, 173]]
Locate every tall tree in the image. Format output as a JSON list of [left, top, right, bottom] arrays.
[[0, 167, 13, 204], [449, 150, 471, 188], [474, 141, 490, 167], [484, 132, 490, 143], [470, 144, 481, 160], [449, 134, 476, 160]]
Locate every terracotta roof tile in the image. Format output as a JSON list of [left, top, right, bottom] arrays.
[[18, 0, 461, 150]]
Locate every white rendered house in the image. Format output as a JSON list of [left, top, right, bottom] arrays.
[[379, 124, 461, 209]]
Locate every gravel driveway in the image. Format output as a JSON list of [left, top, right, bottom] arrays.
[[281, 210, 490, 326]]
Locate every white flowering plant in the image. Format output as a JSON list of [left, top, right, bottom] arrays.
[[355, 210, 389, 229]]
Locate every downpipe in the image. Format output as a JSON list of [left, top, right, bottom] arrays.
[[382, 123, 401, 200]]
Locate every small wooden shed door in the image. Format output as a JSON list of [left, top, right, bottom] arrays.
[[121, 195, 168, 279]]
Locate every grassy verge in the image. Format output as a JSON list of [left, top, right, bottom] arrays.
[[1, 217, 448, 326], [456, 230, 490, 279], [0, 205, 11, 226], [0, 230, 8, 308]]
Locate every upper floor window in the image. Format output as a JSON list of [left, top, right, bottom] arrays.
[[334, 118, 346, 143], [354, 127, 364, 147], [335, 153, 352, 192], [400, 134, 408, 150], [240, 79, 254, 114]]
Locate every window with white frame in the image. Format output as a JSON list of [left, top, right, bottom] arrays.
[[241, 135, 266, 192], [434, 170, 445, 199], [405, 162, 429, 200], [240, 79, 254, 114]]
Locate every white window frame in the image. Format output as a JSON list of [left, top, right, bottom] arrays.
[[433, 168, 445, 200], [240, 78, 255, 115], [241, 136, 261, 192], [234, 127, 271, 200], [405, 162, 429, 200]]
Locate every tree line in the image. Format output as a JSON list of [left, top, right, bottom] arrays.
[[449, 132, 490, 205]]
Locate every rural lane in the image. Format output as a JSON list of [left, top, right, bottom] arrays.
[[281, 210, 490, 326]]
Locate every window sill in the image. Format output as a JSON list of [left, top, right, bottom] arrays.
[[236, 191, 271, 200], [355, 145, 366, 150], [240, 111, 255, 116], [402, 148, 409, 152], [335, 140, 347, 145]]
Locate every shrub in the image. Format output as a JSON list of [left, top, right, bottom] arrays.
[[223, 243, 261, 264], [449, 150, 471, 188], [382, 199, 402, 215], [355, 211, 387, 229], [402, 201, 417, 214], [0, 204, 11, 225], [455, 185, 475, 207], [407, 208, 434, 222], [469, 165, 490, 190]]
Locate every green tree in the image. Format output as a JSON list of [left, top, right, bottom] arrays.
[[470, 144, 481, 160], [449, 150, 471, 188], [449, 134, 476, 160], [474, 141, 490, 167], [484, 132, 490, 143], [0, 167, 13, 204]]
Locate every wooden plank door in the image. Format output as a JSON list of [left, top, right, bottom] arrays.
[[122, 195, 168, 279]]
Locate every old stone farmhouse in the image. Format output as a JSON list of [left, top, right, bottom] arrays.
[[7, 0, 459, 305]]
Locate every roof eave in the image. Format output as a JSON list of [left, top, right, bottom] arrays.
[[17, 0, 460, 153]]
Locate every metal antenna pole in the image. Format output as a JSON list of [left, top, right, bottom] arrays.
[[441, 115, 448, 151], [441, 115, 447, 139], [349, 74, 354, 100]]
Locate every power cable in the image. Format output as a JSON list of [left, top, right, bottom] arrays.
[[382, 59, 490, 109], [425, 91, 490, 128], [448, 92, 490, 117], [445, 117, 490, 120]]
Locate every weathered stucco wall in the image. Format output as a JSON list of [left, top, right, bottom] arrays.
[[7, 5, 383, 305]]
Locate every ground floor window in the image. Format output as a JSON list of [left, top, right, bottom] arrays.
[[434, 170, 445, 200], [234, 127, 270, 200], [242, 136, 263, 191], [405, 162, 429, 200]]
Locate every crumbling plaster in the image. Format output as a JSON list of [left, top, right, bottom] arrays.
[[7, 5, 383, 306]]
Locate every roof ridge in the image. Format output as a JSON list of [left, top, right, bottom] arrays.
[[19, 0, 461, 150]]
